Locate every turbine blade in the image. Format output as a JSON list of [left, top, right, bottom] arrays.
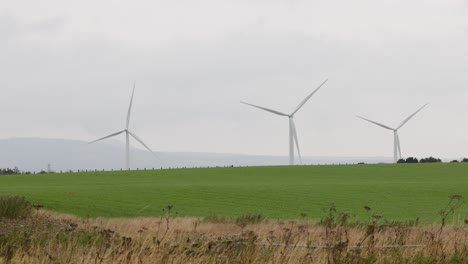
[[127, 130, 159, 159], [397, 103, 429, 130], [291, 119, 302, 164], [126, 84, 136, 129], [291, 79, 328, 116], [356, 116, 394, 130], [88, 130, 126, 144], [240, 101, 289, 116]]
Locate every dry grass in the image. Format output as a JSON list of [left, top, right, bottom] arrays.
[[1, 208, 467, 264]]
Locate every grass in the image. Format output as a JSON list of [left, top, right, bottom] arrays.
[[1, 210, 467, 263], [0, 196, 31, 219], [0, 163, 467, 223]]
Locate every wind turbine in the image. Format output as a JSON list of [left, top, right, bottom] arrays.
[[357, 103, 428, 163], [89, 85, 156, 170], [241, 79, 328, 165]]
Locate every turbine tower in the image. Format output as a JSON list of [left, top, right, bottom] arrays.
[[89, 85, 156, 170], [357, 103, 428, 163], [241, 79, 328, 165]]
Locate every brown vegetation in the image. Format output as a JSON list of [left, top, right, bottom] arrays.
[[0, 195, 467, 263], [1, 207, 467, 263]]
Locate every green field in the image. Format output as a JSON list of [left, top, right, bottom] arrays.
[[0, 163, 467, 223]]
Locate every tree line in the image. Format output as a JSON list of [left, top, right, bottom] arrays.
[[2, 158, 468, 175], [0, 167, 49, 175], [397, 157, 468, 164]]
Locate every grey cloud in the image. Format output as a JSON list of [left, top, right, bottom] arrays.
[[0, 14, 19, 41], [0, 1, 467, 159], [0, 14, 67, 42], [28, 16, 67, 33]]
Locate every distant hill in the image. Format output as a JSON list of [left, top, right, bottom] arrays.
[[0, 138, 392, 172]]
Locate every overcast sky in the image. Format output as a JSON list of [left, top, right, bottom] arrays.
[[1, 0, 467, 158]]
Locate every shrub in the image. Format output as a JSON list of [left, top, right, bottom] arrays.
[[235, 214, 266, 225], [0, 167, 21, 175], [420, 157, 442, 163], [0, 167, 33, 175], [203, 215, 229, 224], [405, 157, 419, 163], [462, 158, 468, 162], [0, 196, 32, 219], [397, 157, 420, 163]]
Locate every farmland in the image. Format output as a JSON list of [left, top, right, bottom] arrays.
[[0, 163, 467, 223]]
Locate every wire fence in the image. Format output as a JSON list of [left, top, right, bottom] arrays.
[[238, 242, 427, 249]]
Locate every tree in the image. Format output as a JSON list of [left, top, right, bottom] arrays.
[[1, 168, 19, 175], [405, 157, 419, 163], [420, 156, 442, 163]]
